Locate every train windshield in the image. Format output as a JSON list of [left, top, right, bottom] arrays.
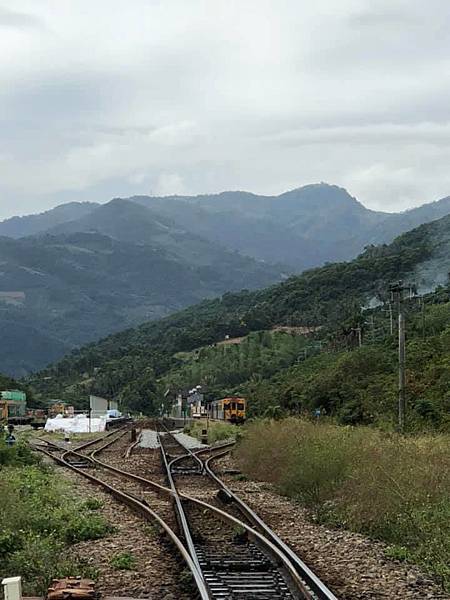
[[237, 403, 244, 410]]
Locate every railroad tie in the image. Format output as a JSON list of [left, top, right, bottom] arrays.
[[196, 543, 295, 599]]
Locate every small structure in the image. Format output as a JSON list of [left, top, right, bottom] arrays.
[[1, 390, 26, 422], [170, 392, 186, 419], [2, 576, 22, 600], [188, 386, 206, 418], [90, 395, 118, 417]]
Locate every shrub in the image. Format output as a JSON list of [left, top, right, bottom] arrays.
[[185, 420, 239, 444], [0, 465, 112, 594], [64, 514, 114, 544], [237, 418, 450, 589], [0, 439, 39, 466], [81, 498, 103, 511]]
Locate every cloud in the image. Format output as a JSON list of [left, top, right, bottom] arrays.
[[260, 122, 450, 146], [1, 1, 450, 219], [0, 6, 44, 30], [154, 173, 186, 196]]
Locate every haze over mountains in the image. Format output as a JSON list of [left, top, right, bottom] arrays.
[[32, 212, 450, 411], [3, 184, 450, 268], [1, 183, 450, 376], [0, 223, 283, 377]]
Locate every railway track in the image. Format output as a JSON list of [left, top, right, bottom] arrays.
[[32, 426, 338, 600], [158, 426, 338, 600], [33, 430, 210, 600]]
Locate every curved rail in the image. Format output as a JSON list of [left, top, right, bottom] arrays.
[[203, 448, 338, 600], [158, 431, 311, 599], [37, 428, 337, 599], [155, 431, 203, 576], [164, 428, 338, 600], [34, 432, 210, 600]]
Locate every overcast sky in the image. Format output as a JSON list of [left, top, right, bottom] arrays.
[[1, 0, 450, 220]]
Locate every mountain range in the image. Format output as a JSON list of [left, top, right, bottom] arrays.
[[3, 184, 450, 268], [0, 203, 284, 376], [1, 183, 450, 376], [31, 212, 450, 414]]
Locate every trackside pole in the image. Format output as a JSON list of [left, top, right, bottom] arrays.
[[2, 577, 22, 600]]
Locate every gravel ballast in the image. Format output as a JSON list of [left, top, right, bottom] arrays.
[[45, 457, 192, 599], [38, 431, 448, 599], [215, 454, 449, 600], [139, 429, 159, 449]]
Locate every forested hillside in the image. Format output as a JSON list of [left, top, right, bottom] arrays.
[[0, 221, 283, 376], [31, 214, 450, 429], [167, 297, 449, 429], [2, 184, 450, 377], [3, 184, 450, 271]]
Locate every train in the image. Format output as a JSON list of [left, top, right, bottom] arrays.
[[209, 396, 246, 423]]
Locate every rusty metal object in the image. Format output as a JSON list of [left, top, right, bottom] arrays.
[[47, 578, 96, 600]]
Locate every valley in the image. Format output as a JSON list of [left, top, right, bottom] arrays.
[[1, 183, 450, 376]]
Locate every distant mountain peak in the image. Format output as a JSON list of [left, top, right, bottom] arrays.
[[0, 201, 99, 239]]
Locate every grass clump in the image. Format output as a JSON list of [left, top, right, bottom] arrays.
[[184, 420, 239, 444], [0, 463, 112, 595], [81, 497, 103, 511], [64, 514, 114, 544], [110, 552, 136, 570], [237, 418, 450, 589], [0, 438, 39, 466]]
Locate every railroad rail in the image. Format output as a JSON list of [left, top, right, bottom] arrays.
[[32, 426, 338, 600], [158, 426, 338, 600], [33, 430, 210, 600]]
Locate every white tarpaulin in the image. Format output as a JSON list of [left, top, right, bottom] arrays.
[[44, 413, 108, 433]]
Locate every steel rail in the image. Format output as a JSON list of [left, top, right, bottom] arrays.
[[125, 438, 141, 458], [34, 433, 210, 600], [74, 428, 337, 599], [159, 426, 205, 470], [157, 431, 311, 599], [203, 448, 338, 600], [157, 431, 204, 578], [90, 432, 310, 596], [165, 428, 338, 600]]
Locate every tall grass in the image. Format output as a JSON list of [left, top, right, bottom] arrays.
[[184, 419, 239, 444], [0, 464, 112, 594], [237, 418, 450, 588]]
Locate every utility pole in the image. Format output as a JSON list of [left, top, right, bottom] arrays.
[[388, 302, 393, 335], [364, 316, 375, 343], [389, 281, 408, 432], [420, 296, 425, 338]]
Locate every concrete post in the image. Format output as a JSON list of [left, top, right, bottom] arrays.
[[2, 577, 22, 600]]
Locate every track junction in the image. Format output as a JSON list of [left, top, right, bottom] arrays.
[[32, 423, 338, 600]]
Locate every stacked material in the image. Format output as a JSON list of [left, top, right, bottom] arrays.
[[44, 413, 107, 433], [47, 577, 96, 600]]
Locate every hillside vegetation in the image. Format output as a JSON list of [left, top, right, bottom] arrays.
[[0, 211, 283, 376], [237, 419, 450, 589], [0, 373, 36, 405], [2, 183, 450, 376], [31, 215, 450, 430]]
